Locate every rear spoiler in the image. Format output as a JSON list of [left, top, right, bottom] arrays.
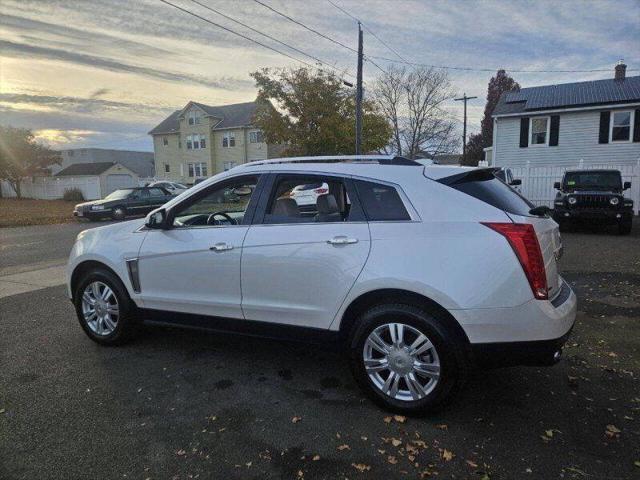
[[436, 168, 497, 186]]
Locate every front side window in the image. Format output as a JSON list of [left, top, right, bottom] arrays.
[[530, 117, 548, 145], [171, 176, 259, 227], [223, 132, 236, 148], [149, 188, 166, 197], [611, 111, 632, 142], [354, 180, 410, 221], [265, 175, 352, 224]]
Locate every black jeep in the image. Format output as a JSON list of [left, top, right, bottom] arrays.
[[552, 169, 633, 234]]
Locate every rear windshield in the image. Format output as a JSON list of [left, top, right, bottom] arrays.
[[438, 169, 534, 216], [563, 171, 621, 190]]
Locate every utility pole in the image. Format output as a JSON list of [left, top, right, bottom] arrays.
[[454, 93, 477, 163], [355, 22, 363, 155]]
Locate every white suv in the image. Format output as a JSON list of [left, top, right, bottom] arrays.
[[67, 156, 576, 413]]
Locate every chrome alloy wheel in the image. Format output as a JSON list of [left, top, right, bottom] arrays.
[[363, 323, 440, 401], [81, 281, 119, 336]]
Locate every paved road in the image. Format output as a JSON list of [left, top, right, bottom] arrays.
[[0, 221, 113, 298], [1, 222, 639, 479]]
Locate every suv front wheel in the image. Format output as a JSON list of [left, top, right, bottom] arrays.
[[349, 304, 467, 414]]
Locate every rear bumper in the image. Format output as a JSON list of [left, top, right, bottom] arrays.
[[452, 278, 577, 366]]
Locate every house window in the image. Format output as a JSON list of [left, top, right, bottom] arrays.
[[610, 110, 633, 142], [200, 136, 206, 148], [249, 130, 263, 143], [222, 132, 236, 148], [188, 110, 201, 125], [163, 137, 168, 146], [530, 117, 549, 146], [223, 161, 237, 171], [178, 139, 182, 149], [164, 164, 170, 173], [188, 162, 208, 177], [186, 134, 205, 150], [186, 135, 193, 150]]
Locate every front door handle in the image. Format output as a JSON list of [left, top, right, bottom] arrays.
[[327, 236, 358, 245], [210, 242, 233, 252]]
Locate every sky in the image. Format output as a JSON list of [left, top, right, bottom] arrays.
[[1, 0, 639, 152]]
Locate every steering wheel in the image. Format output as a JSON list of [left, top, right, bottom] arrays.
[[206, 212, 236, 226]]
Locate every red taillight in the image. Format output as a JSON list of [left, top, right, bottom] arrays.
[[314, 188, 328, 194], [482, 222, 548, 300]]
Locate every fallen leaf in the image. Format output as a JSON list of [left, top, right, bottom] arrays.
[[337, 444, 351, 451], [176, 449, 186, 456], [297, 470, 304, 478], [545, 430, 554, 438], [383, 416, 393, 424], [352, 463, 371, 473], [387, 455, 398, 465], [292, 416, 302, 423], [466, 460, 478, 468], [0, 409, 5, 414], [634, 460, 640, 468], [312, 455, 320, 461], [435, 424, 448, 430], [442, 449, 454, 462], [605, 424, 621, 438], [391, 438, 402, 447], [361, 436, 368, 441], [246, 462, 252, 467], [393, 415, 407, 423]]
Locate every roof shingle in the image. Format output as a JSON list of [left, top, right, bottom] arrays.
[[149, 101, 258, 135], [493, 75, 640, 116]]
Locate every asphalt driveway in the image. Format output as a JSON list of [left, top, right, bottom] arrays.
[[0, 222, 639, 479]]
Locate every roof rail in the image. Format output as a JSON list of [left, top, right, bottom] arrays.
[[239, 155, 421, 167]]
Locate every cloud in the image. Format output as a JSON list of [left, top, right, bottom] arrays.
[[0, 40, 254, 91], [89, 89, 110, 99]]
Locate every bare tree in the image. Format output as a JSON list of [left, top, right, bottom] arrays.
[[373, 66, 459, 159]]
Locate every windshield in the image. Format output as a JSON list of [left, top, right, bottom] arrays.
[[103, 189, 134, 200], [563, 171, 621, 191]]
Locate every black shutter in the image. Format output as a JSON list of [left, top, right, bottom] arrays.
[[549, 115, 560, 146], [599, 111, 610, 144], [519, 117, 529, 148], [633, 109, 640, 142]]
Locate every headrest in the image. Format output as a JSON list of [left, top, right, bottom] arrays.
[[316, 194, 338, 214], [273, 197, 300, 216]]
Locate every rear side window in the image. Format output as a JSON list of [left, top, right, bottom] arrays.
[[439, 169, 533, 216], [354, 180, 410, 221]]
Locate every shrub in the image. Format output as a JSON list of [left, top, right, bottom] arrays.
[[63, 187, 84, 202]]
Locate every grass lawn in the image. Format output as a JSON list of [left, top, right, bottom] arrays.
[[0, 198, 77, 227]]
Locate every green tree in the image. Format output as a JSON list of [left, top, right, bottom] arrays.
[[463, 70, 520, 166], [251, 67, 391, 156], [0, 126, 61, 198]]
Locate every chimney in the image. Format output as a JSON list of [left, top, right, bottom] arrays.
[[615, 60, 626, 81]]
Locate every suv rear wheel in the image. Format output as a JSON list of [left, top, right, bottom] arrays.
[[73, 268, 140, 345], [349, 303, 466, 414]]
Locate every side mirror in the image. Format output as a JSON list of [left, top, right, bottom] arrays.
[[510, 179, 522, 186], [554, 182, 561, 190], [623, 181, 631, 190], [145, 209, 168, 229]]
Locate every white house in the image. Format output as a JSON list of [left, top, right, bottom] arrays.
[[490, 63, 639, 212]]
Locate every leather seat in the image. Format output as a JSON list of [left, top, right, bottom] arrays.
[[315, 194, 343, 222], [273, 197, 301, 217]]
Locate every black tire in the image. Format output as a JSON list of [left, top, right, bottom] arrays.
[[617, 219, 632, 235], [73, 267, 140, 346], [111, 206, 127, 221], [349, 303, 467, 415]]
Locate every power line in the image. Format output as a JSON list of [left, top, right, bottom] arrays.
[[251, 0, 386, 74], [366, 54, 638, 73], [326, 0, 408, 63], [158, 0, 329, 73], [252, 0, 358, 54], [186, 0, 354, 78]]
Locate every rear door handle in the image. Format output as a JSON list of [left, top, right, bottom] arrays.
[[327, 236, 358, 245], [210, 242, 233, 252]]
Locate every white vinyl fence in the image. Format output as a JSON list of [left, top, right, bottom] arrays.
[[1, 177, 101, 200], [510, 159, 640, 215]]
